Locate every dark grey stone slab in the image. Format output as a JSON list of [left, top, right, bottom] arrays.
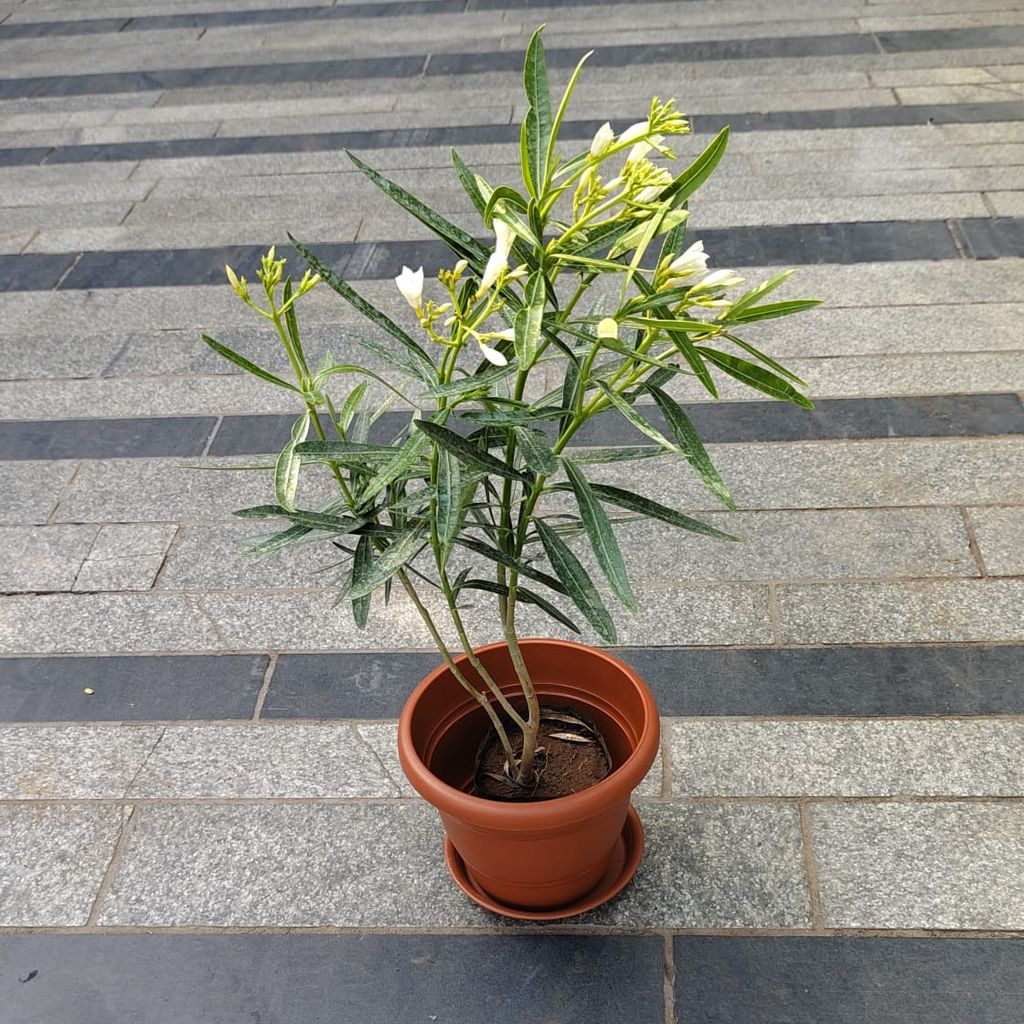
[[957, 217, 1024, 261], [0, 416, 217, 461], [0, 253, 74, 291], [2, 25, 1023, 101], [204, 394, 1024, 459], [266, 644, 1024, 719], [0, 102, 1018, 170], [0, 654, 266, 722], [264, 651, 441, 718], [0, 934, 665, 1024], [878, 25, 1024, 52], [59, 243, 353, 290], [674, 937, 1024, 1024]]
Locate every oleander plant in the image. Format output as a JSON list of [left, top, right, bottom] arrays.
[[203, 27, 818, 792]]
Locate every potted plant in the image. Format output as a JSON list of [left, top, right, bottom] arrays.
[[202, 27, 818, 919]]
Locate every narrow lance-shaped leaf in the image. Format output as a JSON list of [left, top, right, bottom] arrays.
[[562, 456, 637, 612], [586, 484, 741, 541], [662, 125, 730, 205], [450, 148, 488, 216], [435, 448, 462, 562], [457, 579, 580, 635], [546, 49, 592, 185], [513, 426, 557, 475], [723, 333, 807, 387], [534, 518, 617, 643], [288, 235, 435, 382], [346, 150, 488, 267], [522, 25, 553, 198], [725, 300, 822, 324], [722, 269, 795, 321], [514, 269, 545, 368], [342, 528, 423, 602], [274, 411, 310, 513], [414, 420, 531, 483], [645, 384, 734, 510], [701, 348, 814, 409], [357, 430, 430, 507], [234, 505, 364, 535], [456, 535, 566, 596], [338, 381, 368, 437], [201, 334, 299, 392], [281, 278, 310, 379], [347, 534, 373, 626]]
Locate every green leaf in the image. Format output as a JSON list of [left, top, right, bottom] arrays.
[[514, 270, 545, 369], [435, 448, 462, 558], [560, 351, 581, 434], [234, 504, 363, 534], [562, 456, 637, 612], [460, 405, 567, 427], [338, 381, 369, 436], [450, 148, 488, 216], [522, 25, 553, 198], [546, 49, 592, 182], [534, 519, 616, 643], [247, 523, 313, 558], [513, 425, 557, 475], [646, 384, 734, 510], [723, 333, 807, 387], [274, 412, 310, 512], [722, 269, 795, 321], [455, 535, 566, 595], [281, 278, 309, 378], [701, 348, 814, 409], [288, 236, 435, 382], [562, 219, 638, 258], [296, 441, 414, 466], [423, 362, 516, 400], [357, 431, 429, 507], [622, 316, 719, 335], [483, 185, 529, 227], [457, 578, 580, 635], [595, 380, 677, 451], [662, 125, 730, 205], [725, 299, 822, 324], [346, 150, 487, 267], [345, 528, 423, 601], [350, 534, 373, 627], [200, 335, 299, 391], [414, 420, 530, 483], [588, 484, 740, 541], [566, 444, 665, 465]]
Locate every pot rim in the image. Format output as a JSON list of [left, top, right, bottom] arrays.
[[398, 637, 660, 829]]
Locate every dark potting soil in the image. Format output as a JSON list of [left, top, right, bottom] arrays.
[[473, 704, 612, 801]]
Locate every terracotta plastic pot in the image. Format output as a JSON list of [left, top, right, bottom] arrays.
[[397, 638, 660, 916]]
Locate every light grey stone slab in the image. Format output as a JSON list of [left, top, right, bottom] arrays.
[[0, 202, 133, 232], [969, 506, 1024, 576], [868, 65, 1003, 86], [0, 375, 306, 420], [129, 724, 400, 799], [778, 579, 1024, 643], [98, 802, 491, 927], [73, 553, 166, 593], [812, 801, 1024, 930], [0, 593, 223, 654], [0, 461, 78, 526], [742, 303, 1024, 358], [584, 439, 1024, 512], [88, 523, 177, 560], [0, 804, 127, 927], [0, 332, 129, 380], [895, 83, 1024, 105], [590, 803, 812, 928], [0, 524, 96, 592], [670, 720, 1024, 797], [0, 725, 161, 799], [605, 508, 975, 583], [988, 191, 1024, 217], [753, 142, 1024, 176], [0, 230, 32, 255]]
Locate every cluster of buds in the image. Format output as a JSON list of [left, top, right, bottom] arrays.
[[394, 216, 530, 367], [225, 246, 320, 318], [654, 240, 744, 309]]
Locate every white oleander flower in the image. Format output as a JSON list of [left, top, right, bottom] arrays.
[[589, 121, 615, 158], [478, 343, 508, 366], [618, 120, 649, 145], [693, 268, 744, 291], [477, 219, 515, 295], [395, 265, 424, 313], [666, 240, 710, 280], [626, 134, 664, 166]]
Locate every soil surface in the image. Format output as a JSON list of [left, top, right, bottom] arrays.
[[473, 705, 612, 801]]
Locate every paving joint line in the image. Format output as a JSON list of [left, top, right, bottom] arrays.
[[959, 506, 990, 577], [799, 801, 826, 933], [662, 932, 676, 1024], [148, 524, 184, 590], [84, 803, 139, 926], [45, 458, 84, 526]]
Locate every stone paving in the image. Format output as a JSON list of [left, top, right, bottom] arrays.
[[1, 0, 1024, 1020]]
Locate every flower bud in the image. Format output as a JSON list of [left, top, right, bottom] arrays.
[[589, 121, 615, 159], [395, 265, 425, 313]]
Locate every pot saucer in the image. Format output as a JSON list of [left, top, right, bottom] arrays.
[[443, 804, 644, 921]]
